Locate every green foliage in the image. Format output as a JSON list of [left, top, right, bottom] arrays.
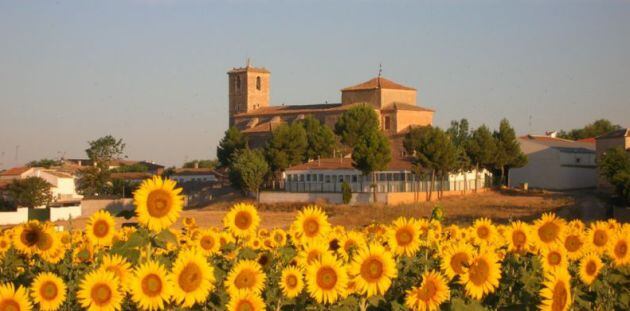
[[447, 119, 473, 173], [85, 135, 125, 167], [558, 119, 622, 140], [334, 104, 380, 148], [599, 147, 630, 204], [265, 122, 308, 175], [352, 130, 392, 175], [111, 179, 139, 198], [229, 149, 269, 201], [6, 176, 53, 208], [182, 159, 218, 169], [76, 166, 111, 197], [110, 162, 148, 173], [0, 196, 17, 212], [298, 115, 337, 160], [493, 119, 527, 185], [341, 181, 352, 204], [467, 125, 497, 171], [26, 158, 61, 168], [217, 126, 248, 168]]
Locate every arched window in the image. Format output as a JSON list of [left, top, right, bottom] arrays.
[[256, 76, 261, 90], [235, 76, 241, 90]]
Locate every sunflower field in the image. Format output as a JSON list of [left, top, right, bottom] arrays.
[[0, 176, 629, 311]]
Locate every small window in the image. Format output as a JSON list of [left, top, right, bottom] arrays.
[[384, 116, 391, 130], [256, 76, 261, 90], [576, 157, 581, 164], [235, 76, 241, 90], [352, 175, 358, 182]]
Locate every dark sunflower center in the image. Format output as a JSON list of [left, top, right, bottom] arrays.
[[538, 222, 559, 243], [93, 220, 110, 238], [286, 275, 298, 287], [551, 282, 568, 311], [39, 281, 59, 301], [396, 228, 413, 246], [235, 269, 256, 289], [360, 257, 384, 282], [141, 274, 163, 297], [178, 263, 202, 292], [469, 258, 490, 286], [303, 218, 320, 237], [316, 266, 338, 290], [147, 190, 172, 218], [91, 283, 112, 306], [450, 252, 469, 275]]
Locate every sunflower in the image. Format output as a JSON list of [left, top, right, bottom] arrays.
[[607, 231, 629, 267], [11, 221, 46, 256], [0, 282, 32, 311], [472, 218, 497, 246], [459, 251, 501, 300], [296, 242, 329, 267], [532, 213, 565, 249], [226, 290, 265, 311], [561, 227, 586, 261], [539, 269, 571, 311], [404, 271, 450, 311], [279, 266, 304, 298], [0, 235, 10, 257], [338, 231, 367, 262], [349, 243, 397, 297], [271, 228, 287, 247], [578, 253, 602, 286], [36, 229, 64, 264], [292, 205, 331, 245], [540, 246, 568, 273], [504, 221, 530, 253], [30, 272, 66, 311], [587, 221, 611, 254], [305, 253, 348, 304], [387, 217, 421, 257], [130, 261, 172, 311], [169, 248, 215, 307], [134, 176, 184, 232], [440, 242, 474, 280], [223, 203, 260, 238], [98, 254, 132, 287], [86, 210, 116, 247], [225, 260, 267, 296], [195, 229, 221, 256], [77, 270, 123, 311]]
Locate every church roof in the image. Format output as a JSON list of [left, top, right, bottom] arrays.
[[341, 77, 416, 91], [227, 65, 270, 74], [381, 102, 434, 112], [233, 103, 344, 118]]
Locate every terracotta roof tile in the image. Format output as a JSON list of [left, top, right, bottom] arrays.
[[227, 66, 270, 74], [341, 77, 416, 91], [381, 102, 434, 112], [234, 103, 343, 118], [0, 167, 31, 177]]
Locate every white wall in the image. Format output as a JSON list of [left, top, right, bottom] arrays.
[[50, 205, 82, 221], [172, 175, 218, 183], [0, 207, 29, 225]]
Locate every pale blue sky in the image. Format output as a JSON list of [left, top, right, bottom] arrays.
[[1, 0, 629, 168]]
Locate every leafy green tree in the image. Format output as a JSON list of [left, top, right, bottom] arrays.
[[229, 149, 269, 202], [493, 119, 527, 186], [447, 119, 473, 191], [599, 147, 630, 204], [467, 125, 497, 191], [341, 181, 352, 204], [265, 122, 308, 178], [404, 126, 457, 200], [110, 163, 148, 173], [183, 159, 218, 169], [6, 176, 53, 208], [558, 119, 622, 140], [26, 159, 61, 168], [352, 130, 391, 203], [334, 104, 380, 148], [76, 166, 111, 197], [85, 135, 125, 167], [299, 116, 336, 160], [217, 127, 248, 168]]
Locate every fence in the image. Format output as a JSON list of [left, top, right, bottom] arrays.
[[281, 176, 491, 193]]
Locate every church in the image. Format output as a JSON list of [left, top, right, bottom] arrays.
[[227, 62, 435, 148]]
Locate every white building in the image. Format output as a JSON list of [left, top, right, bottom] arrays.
[[170, 168, 221, 183], [509, 135, 597, 190]]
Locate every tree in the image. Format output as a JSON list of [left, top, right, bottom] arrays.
[[334, 104, 380, 148], [467, 125, 497, 191], [26, 159, 61, 168], [229, 149, 269, 203], [183, 159, 218, 169], [6, 177, 53, 208], [599, 147, 630, 204], [447, 119, 473, 191], [86, 135, 125, 167], [265, 122, 308, 178], [76, 166, 111, 197], [341, 182, 352, 204], [110, 163, 148, 173], [558, 119, 622, 140], [298, 116, 336, 161], [404, 126, 457, 201], [352, 130, 391, 203], [493, 119, 527, 186], [217, 127, 248, 168]]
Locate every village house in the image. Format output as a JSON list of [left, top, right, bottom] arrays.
[[508, 134, 597, 190], [170, 168, 223, 184]]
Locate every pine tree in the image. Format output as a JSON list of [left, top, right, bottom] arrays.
[[217, 127, 248, 168], [352, 129, 391, 203], [493, 119, 527, 186], [467, 125, 497, 191], [334, 104, 380, 149]]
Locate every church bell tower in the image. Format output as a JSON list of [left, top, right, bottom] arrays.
[[227, 60, 270, 126]]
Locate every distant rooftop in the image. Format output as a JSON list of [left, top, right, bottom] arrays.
[[341, 77, 416, 91], [596, 128, 629, 139]]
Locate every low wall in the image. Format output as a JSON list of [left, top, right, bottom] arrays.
[[50, 205, 82, 222], [260, 188, 488, 205], [81, 199, 134, 217], [0, 207, 29, 225]]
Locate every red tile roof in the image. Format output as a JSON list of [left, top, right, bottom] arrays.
[[519, 135, 575, 143], [286, 157, 412, 171], [576, 137, 596, 144], [0, 167, 31, 177], [341, 77, 416, 91]]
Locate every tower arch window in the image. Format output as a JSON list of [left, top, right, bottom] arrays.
[[256, 76, 262, 90], [235, 76, 241, 91], [384, 116, 391, 130]]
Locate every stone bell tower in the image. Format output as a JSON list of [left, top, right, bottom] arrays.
[[227, 60, 270, 126]]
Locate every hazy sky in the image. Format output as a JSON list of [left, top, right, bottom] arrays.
[[1, 0, 629, 169]]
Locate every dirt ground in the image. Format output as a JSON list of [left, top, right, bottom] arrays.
[[51, 189, 610, 231]]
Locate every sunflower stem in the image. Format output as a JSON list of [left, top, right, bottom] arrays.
[[359, 297, 368, 311]]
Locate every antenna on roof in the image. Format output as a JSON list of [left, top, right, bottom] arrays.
[[377, 63, 382, 87], [246, 57, 251, 67]]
